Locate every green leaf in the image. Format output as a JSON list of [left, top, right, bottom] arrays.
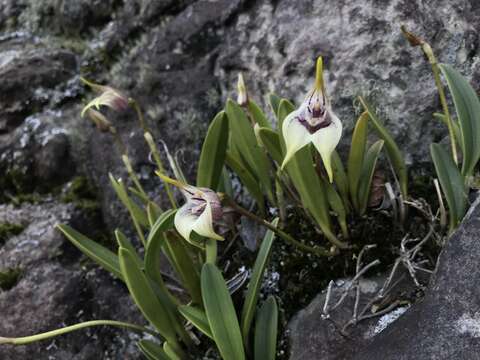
[[138, 340, 170, 360], [257, 127, 284, 164], [109, 174, 149, 228], [163, 342, 182, 360], [197, 111, 229, 190], [163, 233, 202, 304], [348, 111, 369, 210], [431, 143, 467, 229], [439, 64, 480, 177], [241, 218, 278, 345], [268, 93, 282, 118], [433, 112, 461, 146], [56, 224, 123, 280], [119, 248, 176, 341], [254, 296, 278, 360], [201, 263, 246, 360], [277, 99, 296, 130], [226, 99, 273, 203], [359, 97, 408, 198], [358, 140, 384, 215], [145, 210, 177, 303], [178, 305, 213, 339], [147, 202, 163, 227], [331, 151, 350, 211], [248, 100, 271, 129], [115, 229, 142, 268], [225, 151, 265, 214], [323, 179, 348, 238]]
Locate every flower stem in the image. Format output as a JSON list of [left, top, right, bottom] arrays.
[[223, 196, 333, 257], [0, 320, 158, 345], [205, 239, 217, 264]]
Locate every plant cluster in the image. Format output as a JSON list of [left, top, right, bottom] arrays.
[[1, 27, 480, 360]]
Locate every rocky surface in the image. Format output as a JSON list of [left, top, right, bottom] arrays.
[[0, 0, 479, 359]]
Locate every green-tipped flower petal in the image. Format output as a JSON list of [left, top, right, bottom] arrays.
[[281, 57, 343, 182]]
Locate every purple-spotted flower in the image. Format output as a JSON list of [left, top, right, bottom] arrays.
[[157, 173, 224, 242], [281, 57, 342, 182], [80, 78, 129, 117]]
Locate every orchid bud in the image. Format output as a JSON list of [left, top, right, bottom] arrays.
[[80, 77, 129, 116], [400, 25, 424, 47], [237, 73, 248, 106], [280, 57, 343, 182], [85, 108, 113, 132], [157, 173, 224, 243]]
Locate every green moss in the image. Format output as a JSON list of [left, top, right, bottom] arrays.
[[0, 223, 25, 245], [61, 176, 100, 212], [0, 268, 22, 290]]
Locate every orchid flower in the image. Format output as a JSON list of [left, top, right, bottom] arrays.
[[80, 77, 129, 117], [281, 57, 343, 182], [85, 108, 113, 132], [157, 173, 224, 242]]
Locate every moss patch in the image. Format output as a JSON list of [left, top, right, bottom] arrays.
[[0, 268, 22, 290], [61, 176, 100, 212], [0, 223, 25, 245]]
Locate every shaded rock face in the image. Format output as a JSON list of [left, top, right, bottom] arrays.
[[0, 201, 144, 360], [0, 0, 479, 359]]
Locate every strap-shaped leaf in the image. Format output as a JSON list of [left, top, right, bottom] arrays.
[[225, 151, 265, 214], [115, 229, 142, 268], [254, 296, 278, 360], [257, 127, 284, 164], [197, 111, 229, 190], [277, 98, 295, 130], [323, 179, 348, 238], [241, 218, 278, 344], [359, 97, 408, 198], [56, 224, 123, 280], [431, 143, 467, 229], [144, 210, 178, 306], [178, 305, 213, 339], [358, 140, 384, 215], [248, 100, 271, 129], [147, 202, 163, 227], [201, 263, 246, 360], [163, 342, 182, 360], [163, 233, 202, 305], [226, 99, 273, 203], [268, 93, 282, 119], [348, 111, 369, 210], [119, 248, 176, 341], [138, 340, 170, 360], [109, 174, 149, 228], [331, 151, 350, 211], [439, 64, 480, 177]]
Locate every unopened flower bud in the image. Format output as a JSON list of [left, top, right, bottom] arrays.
[[400, 25, 424, 47], [237, 73, 248, 106]]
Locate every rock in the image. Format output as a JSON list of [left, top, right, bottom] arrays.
[[355, 195, 480, 360], [288, 274, 417, 360], [0, 201, 144, 360]]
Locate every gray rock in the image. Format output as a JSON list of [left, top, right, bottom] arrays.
[[0, 201, 144, 360], [355, 196, 480, 360]]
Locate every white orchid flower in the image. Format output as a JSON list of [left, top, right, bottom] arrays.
[[80, 77, 129, 117], [157, 173, 224, 242], [281, 57, 343, 182]]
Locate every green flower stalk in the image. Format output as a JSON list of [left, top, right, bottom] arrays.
[[281, 57, 343, 182]]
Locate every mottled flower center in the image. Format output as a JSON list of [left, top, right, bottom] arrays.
[[188, 190, 223, 221], [298, 90, 332, 134]]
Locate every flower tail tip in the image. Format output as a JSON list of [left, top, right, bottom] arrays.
[[155, 171, 185, 189], [315, 56, 325, 92]]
